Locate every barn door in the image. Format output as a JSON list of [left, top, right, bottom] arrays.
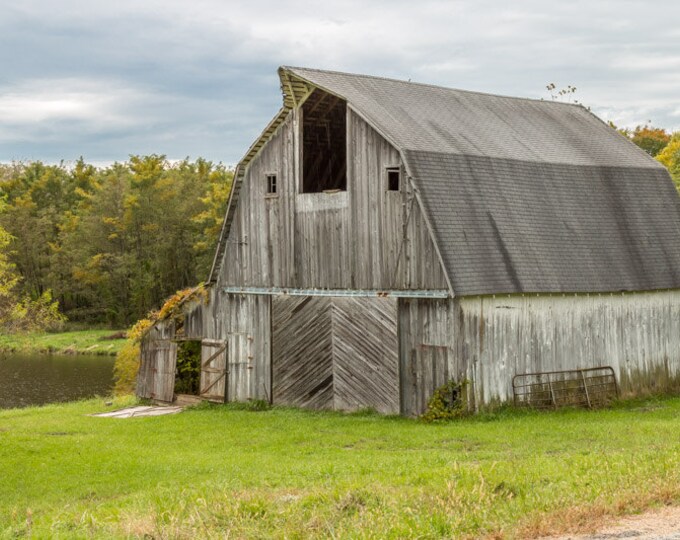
[[272, 296, 334, 409], [331, 297, 399, 414], [226, 332, 252, 402], [271, 296, 399, 413], [199, 340, 228, 402], [403, 344, 449, 416], [398, 299, 454, 416], [139, 340, 177, 402]]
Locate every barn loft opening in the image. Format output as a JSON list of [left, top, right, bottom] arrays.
[[301, 89, 347, 193]]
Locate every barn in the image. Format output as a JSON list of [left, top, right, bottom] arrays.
[[136, 66, 680, 415]]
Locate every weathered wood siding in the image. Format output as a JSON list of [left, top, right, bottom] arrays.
[[458, 291, 680, 406], [398, 298, 460, 416], [216, 107, 447, 291], [272, 296, 334, 409], [272, 295, 399, 413], [155, 288, 272, 402], [199, 341, 227, 402], [347, 111, 447, 289], [182, 298, 205, 340], [332, 297, 399, 414], [137, 320, 177, 402]]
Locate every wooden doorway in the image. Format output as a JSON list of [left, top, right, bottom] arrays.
[[174, 340, 201, 396], [225, 332, 252, 402], [199, 339, 228, 402], [138, 339, 177, 403], [271, 295, 399, 413]]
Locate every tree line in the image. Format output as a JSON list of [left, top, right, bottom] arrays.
[[0, 156, 232, 329], [621, 125, 680, 186]]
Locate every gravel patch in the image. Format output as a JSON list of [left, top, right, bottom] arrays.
[[547, 506, 680, 540]]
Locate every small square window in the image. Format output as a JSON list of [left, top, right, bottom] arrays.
[[386, 167, 400, 191], [266, 173, 277, 195]]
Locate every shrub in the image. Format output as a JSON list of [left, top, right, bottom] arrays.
[[421, 379, 470, 422], [113, 318, 151, 395]]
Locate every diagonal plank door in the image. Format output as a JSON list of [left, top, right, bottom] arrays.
[[272, 296, 334, 409], [332, 297, 399, 414], [271, 295, 399, 413], [199, 340, 228, 402]]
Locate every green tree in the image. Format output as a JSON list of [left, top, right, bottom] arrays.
[[1, 157, 232, 327], [0, 219, 64, 333]]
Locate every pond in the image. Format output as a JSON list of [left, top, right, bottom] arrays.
[[0, 353, 115, 409]]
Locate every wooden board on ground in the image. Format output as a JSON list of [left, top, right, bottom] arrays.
[[90, 406, 183, 418]]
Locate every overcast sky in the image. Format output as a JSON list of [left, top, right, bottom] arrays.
[[1, 0, 679, 166]]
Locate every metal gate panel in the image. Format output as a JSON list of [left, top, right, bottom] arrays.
[[513, 366, 619, 409]]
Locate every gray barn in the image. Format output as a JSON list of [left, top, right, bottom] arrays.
[[137, 66, 680, 415]]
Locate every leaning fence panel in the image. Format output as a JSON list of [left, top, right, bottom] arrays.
[[512, 367, 619, 409]]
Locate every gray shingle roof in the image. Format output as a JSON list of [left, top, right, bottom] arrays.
[[284, 67, 680, 295], [286, 67, 657, 167]]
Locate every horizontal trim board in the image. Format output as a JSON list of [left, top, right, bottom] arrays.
[[222, 287, 450, 299]]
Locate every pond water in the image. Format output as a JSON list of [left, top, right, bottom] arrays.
[[0, 353, 115, 409]]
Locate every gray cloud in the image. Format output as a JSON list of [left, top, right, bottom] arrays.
[[1, 0, 679, 164]]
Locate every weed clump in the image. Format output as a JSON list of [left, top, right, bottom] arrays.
[[421, 379, 470, 422]]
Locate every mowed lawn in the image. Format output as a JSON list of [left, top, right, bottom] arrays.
[[0, 330, 126, 356], [1, 397, 680, 539]]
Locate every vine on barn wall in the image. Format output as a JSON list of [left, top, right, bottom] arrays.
[[113, 284, 208, 395]]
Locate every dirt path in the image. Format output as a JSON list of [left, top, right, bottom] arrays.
[[547, 506, 680, 539]]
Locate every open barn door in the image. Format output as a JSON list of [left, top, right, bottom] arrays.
[[199, 340, 228, 402], [199, 334, 253, 403], [138, 339, 178, 403]]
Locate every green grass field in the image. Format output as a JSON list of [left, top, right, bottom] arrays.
[[0, 329, 126, 356], [1, 396, 680, 539]]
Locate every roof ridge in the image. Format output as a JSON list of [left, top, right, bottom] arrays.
[[281, 65, 585, 109]]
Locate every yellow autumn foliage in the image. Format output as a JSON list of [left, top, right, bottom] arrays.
[[0, 220, 65, 333], [656, 133, 680, 189], [113, 317, 153, 395]]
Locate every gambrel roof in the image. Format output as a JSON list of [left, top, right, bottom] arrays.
[[210, 66, 680, 296]]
